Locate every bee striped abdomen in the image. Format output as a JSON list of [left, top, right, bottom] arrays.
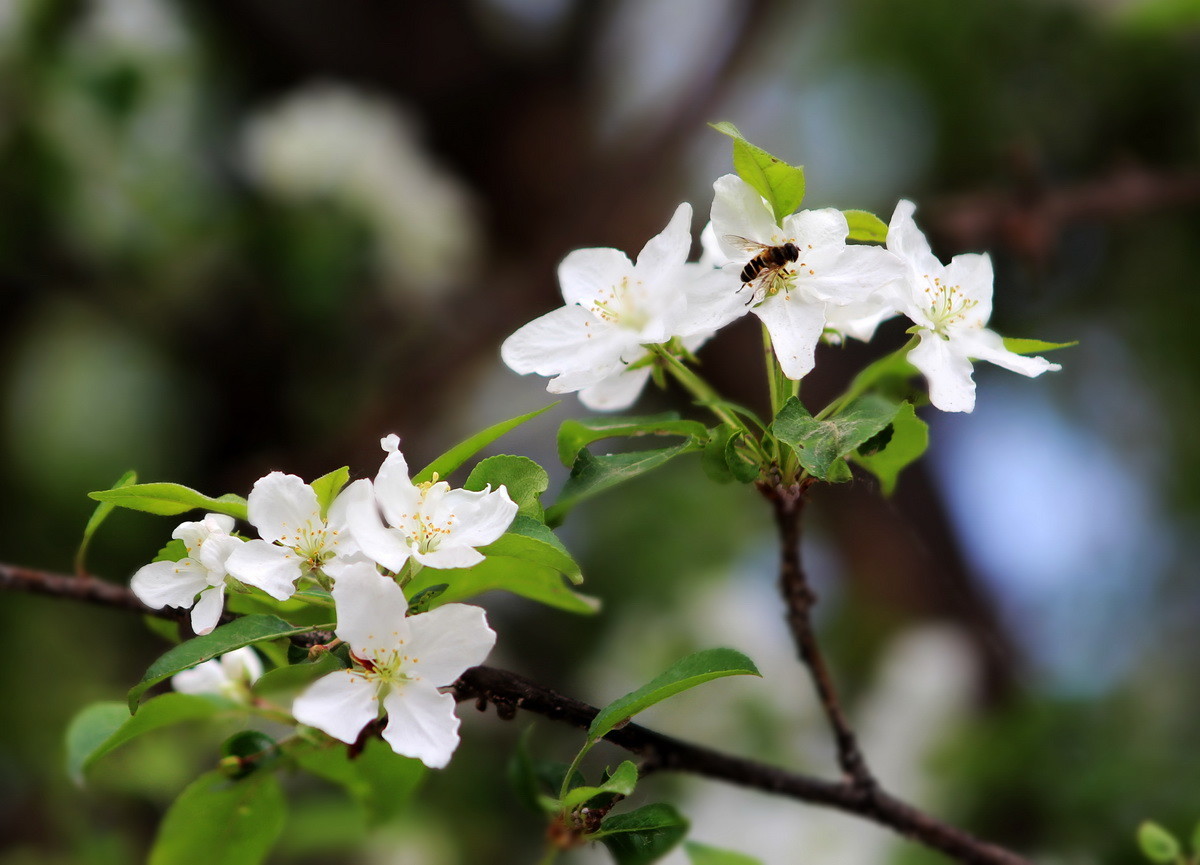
[[739, 242, 801, 284]]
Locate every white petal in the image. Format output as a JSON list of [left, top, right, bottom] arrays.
[[634, 203, 692, 286], [172, 519, 212, 556], [247, 472, 321, 545], [909, 330, 977, 413], [557, 247, 634, 308], [373, 448, 422, 530], [578, 367, 655, 411], [752, 293, 829, 380], [225, 540, 301, 601], [407, 603, 496, 686], [823, 298, 898, 344], [711, 174, 778, 257], [343, 478, 413, 572], [782, 208, 848, 257], [330, 561, 411, 657], [942, 252, 995, 323], [172, 660, 229, 695], [673, 264, 747, 337], [197, 533, 243, 580], [131, 558, 208, 610], [190, 585, 226, 635], [805, 244, 906, 305], [956, 328, 1062, 378], [293, 670, 380, 743], [381, 682, 462, 769], [202, 514, 236, 535], [500, 305, 628, 389], [887, 199, 943, 278], [698, 221, 730, 267], [414, 545, 485, 569], [218, 647, 264, 685], [429, 487, 517, 550]]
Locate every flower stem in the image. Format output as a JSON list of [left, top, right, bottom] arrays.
[[558, 739, 595, 802]]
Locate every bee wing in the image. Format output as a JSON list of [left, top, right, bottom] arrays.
[[722, 234, 771, 255]]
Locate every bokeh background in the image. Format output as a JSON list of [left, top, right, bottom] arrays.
[[2, 0, 1199, 862]]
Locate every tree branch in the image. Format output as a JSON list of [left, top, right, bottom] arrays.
[[0, 562, 1033, 865]]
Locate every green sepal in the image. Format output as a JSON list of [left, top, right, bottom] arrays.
[[88, 483, 248, 522], [588, 648, 760, 742], [148, 770, 286, 865], [465, 455, 549, 521], [66, 693, 230, 785], [76, 469, 137, 575], [842, 209, 888, 243], [128, 616, 332, 712], [556, 414, 707, 467], [711, 122, 805, 223], [850, 402, 929, 494], [595, 803, 689, 864], [772, 395, 900, 482], [309, 466, 349, 518], [414, 403, 556, 483], [1138, 822, 1181, 863]]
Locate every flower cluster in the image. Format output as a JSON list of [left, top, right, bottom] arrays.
[[502, 174, 1061, 414], [131, 435, 517, 767]]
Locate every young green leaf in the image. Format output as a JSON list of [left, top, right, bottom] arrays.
[[724, 430, 761, 483], [129, 615, 331, 712], [547, 441, 702, 526], [711, 122, 805, 223], [772, 395, 900, 481], [465, 455, 550, 521], [701, 425, 737, 484], [406, 555, 598, 615], [1001, 337, 1078, 355], [850, 402, 929, 495], [148, 770, 285, 865], [595, 803, 689, 865], [477, 515, 582, 583], [685, 841, 764, 865], [588, 648, 760, 741], [1138, 821, 1181, 863], [842, 209, 888, 243], [251, 651, 345, 696], [556, 414, 708, 467], [309, 466, 350, 517], [88, 483, 248, 522], [66, 693, 228, 784], [76, 469, 137, 575], [558, 760, 639, 812], [413, 403, 557, 483]]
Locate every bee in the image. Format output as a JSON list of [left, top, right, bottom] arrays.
[[724, 236, 801, 304]]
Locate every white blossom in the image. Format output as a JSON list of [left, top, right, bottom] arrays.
[[172, 647, 264, 700], [226, 472, 362, 594], [343, 435, 517, 572], [130, 514, 245, 635], [887, 199, 1061, 413], [708, 174, 902, 379], [501, 203, 744, 410], [291, 562, 495, 768]]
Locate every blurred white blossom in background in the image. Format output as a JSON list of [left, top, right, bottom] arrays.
[[239, 83, 482, 300]]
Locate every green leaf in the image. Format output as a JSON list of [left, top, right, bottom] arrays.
[[406, 554, 598, 615], [589, 648, 760, 741], [88, 483, 248, 522], [842, 209, 888, 243], [1191, 819, 1200, 856], [772, 395, 900, 481], [558, 760, 639, 812], [66, 693, 227, 784], [252, 652, 345, 696], [556, 414, 707, 467], [148, 770, 285, 865], [1001, 337, 1078, 355], [724, 430, 761, 483], [414, 403, 557, 483], [292, 738, 424, 825], [153, 538, 188, 563], [129, 616, 330, 712], [547, 442, 701, 525], [465, 455, 549, 521], [685, 841, 763, 865], [1138, 822, 1181, 863], [407, 583, 449, 614], [220, 731, 281, 779], [310, 466, 349, 517], [850, 402, 929, 495], [76, 469, 137, 575], [700, 426, 736, 484], [596, 803, 689, 865], [478, 515, 581, 583], [711, 122, 805, 223]]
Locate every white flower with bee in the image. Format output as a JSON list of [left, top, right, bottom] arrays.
[[707, 174, 903, 379]]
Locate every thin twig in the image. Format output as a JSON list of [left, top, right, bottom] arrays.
[[757, 480, 875, 789], [0, 562, 1033, 865]]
